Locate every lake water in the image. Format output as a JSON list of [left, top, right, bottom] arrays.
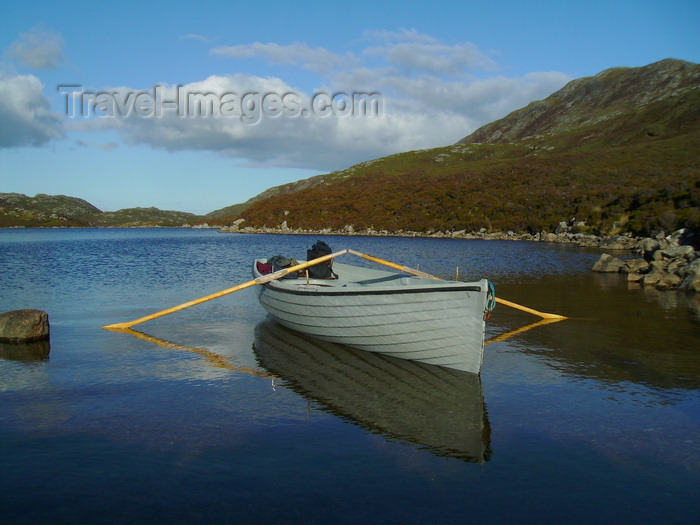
[[1, 228, 698, 524]]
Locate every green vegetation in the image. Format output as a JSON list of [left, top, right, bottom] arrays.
[[236, 59, 700, 237], [0, 194, 202, 228]]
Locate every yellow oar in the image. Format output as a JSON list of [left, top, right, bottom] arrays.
[[347, 249, 437, 278], [493, 297, 565, 320], [102, 249, 348, 330], [347, 249, 567, 320]]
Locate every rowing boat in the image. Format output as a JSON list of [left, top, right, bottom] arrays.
[[252, 256, 491, 374]]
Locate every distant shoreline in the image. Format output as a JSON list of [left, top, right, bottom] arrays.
[[216, 224, 641, 250], [0, 223, 640, 249], [2, 223, 692, 254]]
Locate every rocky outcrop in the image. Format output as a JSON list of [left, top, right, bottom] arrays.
[[592, 229, 700, 293], [0, 309, 50, 343]]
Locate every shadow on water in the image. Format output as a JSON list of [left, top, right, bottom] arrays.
[[253, 319, 491, 463], [0, 341, 50, 361]]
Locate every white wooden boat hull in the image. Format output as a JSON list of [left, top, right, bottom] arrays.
[[253, 260, 489, 374]]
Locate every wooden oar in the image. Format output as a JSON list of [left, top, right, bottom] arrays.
[[102, 249, 348, 330], [493, 297, 565, 320], [347, 249, 567, 320], [347, 249, 439, 279]]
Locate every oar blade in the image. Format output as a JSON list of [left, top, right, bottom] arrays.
[[495, 297, 567, 320], [102, 322, 135, 330]]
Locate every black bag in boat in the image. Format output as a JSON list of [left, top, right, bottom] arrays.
[[306, 240, 337, 279]]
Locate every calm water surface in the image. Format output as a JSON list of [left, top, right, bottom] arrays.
[[1, 229, 698, 524]]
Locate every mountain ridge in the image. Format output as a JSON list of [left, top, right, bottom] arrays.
[[459, 58, 699, 144]]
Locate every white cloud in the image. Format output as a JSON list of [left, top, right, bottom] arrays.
[[180, 33, 212, 43], [0, 73, 65, 148], [361, 70, 571, 123], [362, 29, 498, 76], [58, 29, 572, 170], [76, 76, 383, 170], [4, 24, 66, 70], [211, 41, 359, 74]]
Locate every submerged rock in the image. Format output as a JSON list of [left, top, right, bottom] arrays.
[[0, 309, 50, 343]]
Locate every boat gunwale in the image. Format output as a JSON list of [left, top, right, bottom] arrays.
[[254, 259, 484, 297], [262, 282, 483, 297]]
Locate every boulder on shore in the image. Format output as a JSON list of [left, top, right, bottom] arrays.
[[0, 309, 50, 343]]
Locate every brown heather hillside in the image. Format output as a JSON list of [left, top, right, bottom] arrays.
[[235, 59, 699, 237]]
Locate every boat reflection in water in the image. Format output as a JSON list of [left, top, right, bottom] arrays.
[[253, 320, 491, 463]]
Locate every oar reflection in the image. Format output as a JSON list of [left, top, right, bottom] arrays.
[[115, 328, 276, 379]]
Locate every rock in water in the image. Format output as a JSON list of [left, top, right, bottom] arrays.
[[0, 309, 50, 343], [591, 254, 626, 273]]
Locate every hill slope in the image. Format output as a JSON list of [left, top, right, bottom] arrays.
[[205, 172, 334, 219], [0, 193, 202, 227], [460, 58, 698, 144], [235, 59, 699, 236]]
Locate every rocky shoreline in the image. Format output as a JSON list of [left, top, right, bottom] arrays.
[[591, 229, 700, 293], [216, 221, 699, 294], [216, 219, 633, 248]]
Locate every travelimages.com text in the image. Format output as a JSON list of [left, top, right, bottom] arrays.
[[58, 84, 383, 124]]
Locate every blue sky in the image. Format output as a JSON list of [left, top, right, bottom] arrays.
[[1, 0, 698, 215]]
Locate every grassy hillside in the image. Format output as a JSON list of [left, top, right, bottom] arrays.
[[0, 193, 202, 228], [235, 59, 699, 236], [92, 207, 201, 227], [0, 193, 101, 227]]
